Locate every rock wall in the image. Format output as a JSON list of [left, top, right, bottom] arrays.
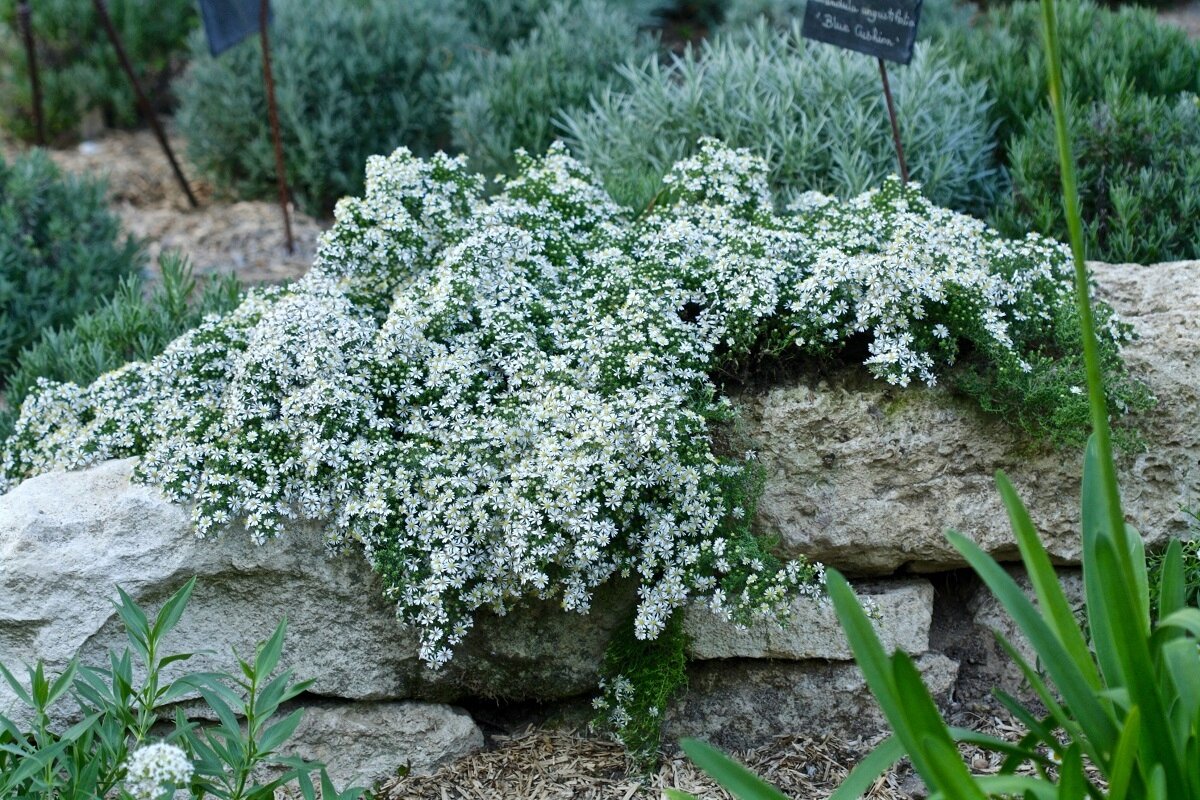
[[1, 260, 1197, 782], [742, 261, 1199, 573]]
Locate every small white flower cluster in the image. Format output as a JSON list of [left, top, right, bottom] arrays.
[[124, 742, 194, 800], [592, 674, 637, 731], [2, 139, 1083, 667]]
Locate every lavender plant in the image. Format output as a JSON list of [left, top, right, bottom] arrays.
[[0, 140, 1139, 677]]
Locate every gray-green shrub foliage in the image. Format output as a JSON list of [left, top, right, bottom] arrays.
[[449, 0, 658, 179], [0, 254, 241, 440], [717, 0, 974, 38], [0, 0, 195, 142], [559, 22, 1001, 213], [0, 150, 141, 382], [178, 0, 473, 216], [937, 0, 1200, 148], [465, 0, 666, 48], [995, 90, 1200, 265]]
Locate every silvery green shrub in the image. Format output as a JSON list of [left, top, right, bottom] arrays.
[[448, 0, 658, 180], [717, 0, 974, 37], [1, 140, 1138, 671], [465, 0, 666, 49], [177, 0, 473, 216], [560, 22, 1002, 214], [936, 0, 1200, 149]]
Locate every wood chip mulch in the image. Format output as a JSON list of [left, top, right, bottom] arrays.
[[382, 727, 916, 800]]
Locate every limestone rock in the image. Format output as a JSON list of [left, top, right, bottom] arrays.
[[0, 459, 629, 724], [684, 578, 932, 661], [966, 566, 1085, 702], [741, 261, 1200, 574], [666, 653, 959, 751], [282, 701, 483, 788]]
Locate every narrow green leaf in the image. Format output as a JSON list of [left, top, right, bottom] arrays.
[[0, 662, 32, 706], [1093, 536, 1185, 792], [1107, 705, 1140, 800], [914, 735, 988, 800], [1157, 540, 1186, 622], [828, 736, 903, 800], [255, 619, 288, 678], [996, 470, 1099, 690], [258, 708, 305, 754], [152, 576, 196, 639], [947, 530, 1117, 753], [678, 739, 790, 800]]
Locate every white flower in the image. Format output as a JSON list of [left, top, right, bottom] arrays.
[[124, 742, 194, 800], [0, 140, 1082, 670]]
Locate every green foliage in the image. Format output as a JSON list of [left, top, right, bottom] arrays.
[[1148, 512, 1200, 618], [937, 0, 1200, 148], [0, 0, 195, 142], [994, 90, 1200, 264], [593, 611, 689, 767], [0, 149, 141, 382], [674, 3, 1200, 796], [178, 0, 474, 217], [954, 281, 1153, 450], [0, 254, 242, 441], [717, 0, 975, 37], [0, 578, 362, 800], [559, 22, 1002, 214], [465, 0, 666, 48], [448, 0, 658, 180]]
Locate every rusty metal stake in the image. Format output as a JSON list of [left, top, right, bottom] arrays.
[[16, 0, 45, 145], [260, 0, 293, 254], [877, 57, 910, 185], [91, 0, 198, 207]]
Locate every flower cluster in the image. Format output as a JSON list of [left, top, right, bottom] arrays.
[[124, 742, 194, 800], [0, 139, 1130, 667]]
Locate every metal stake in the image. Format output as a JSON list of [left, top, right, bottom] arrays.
[[91, 0, 198, 207], [877, 57, 909, 185], [16, 0, 45, 145], [260, 0, 293, 254]]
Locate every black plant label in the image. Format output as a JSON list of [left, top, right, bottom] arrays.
[[197, 0, 272, 57], [801, 0, 922, 64]]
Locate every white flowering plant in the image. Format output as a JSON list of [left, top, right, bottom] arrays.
[[0, 579, 361, 800], [1, 141, 1143, 692]]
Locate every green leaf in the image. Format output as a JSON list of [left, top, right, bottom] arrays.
[[258, 708, 304, 754], [1157, 540, 1186, 622], [996, 470, 1099, 690], [151, 576, 196, 640], [1092, 535, 1185, 792], [0, 662, 33, 706], [255, 619, 288, 678], [828, 736, 903, 800], [1106, 705, 1140, 800], [678, 739, 790, 800], [947, 529, 1117, 753]]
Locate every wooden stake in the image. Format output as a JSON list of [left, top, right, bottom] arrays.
[[16, 0, 45, 145], [92, 0, 198, 207], [260, 0, 293, 254], [877, 57, 910, 185]]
